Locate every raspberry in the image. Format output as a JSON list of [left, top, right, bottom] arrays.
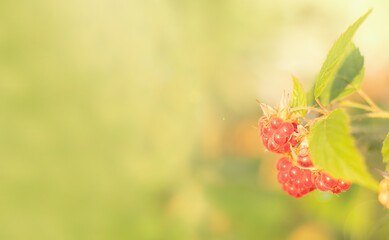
[[331, 186, 342, 194], [337, 180, 351, 191], [289, 135, 299, 146], [278, 143, 292, 153], [262, 127, 272, 136], [275, 157, 316, 198], [297, 155, 313, 167], [289, 166, 302, 180], [321, 173, 338, 189], [379, 179, 389, 209], [379, 179, 389, 192], [267, 138, 280, 152], [270, 117, 283, 129], [315, 176, 330, 192], [379, 191, 389, 208], [262, 135, 270, 146], [276, 157, 292, 171], [302, 170, 314, 188], [277, 171, 289, 184], [273, 131, 288, 144], [279, 122, 294, 136]]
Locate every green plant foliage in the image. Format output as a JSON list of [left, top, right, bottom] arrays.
[[383, 133, 389, 171], [319, 44, 364, 105], [309, 109, 378, 191], [290, 76, 307, 116], [314, 9, 371, 99]]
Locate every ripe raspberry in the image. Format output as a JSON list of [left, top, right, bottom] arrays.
[[262, 127, 272, 136], [302, 170, 314, 189], [289, 166, 302, 180], [277, 171, 289, 184], [275, 157, 316, 198], [276, 157, 292, 171], [337, 180, 351, 191], [297, 155, 313, 167], [331, 186, 342, 194], [270, 117, 283, 129], [314, 175, 330, 192], [320, 173, 338, 189], [273, 131, 288, 144], [279, 122, 294, 136]]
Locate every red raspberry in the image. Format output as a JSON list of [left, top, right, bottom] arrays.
[[314, 175, 330, 192], [273, 130, 288, 145], [302, 170, 314, 189], [331, 186, 342, 194], [337, 180, 351, 191], [277, 143, 291, 153], [289, 166, 302, 180], [289, 135, 299, 146], [279, 122, 294, 136], [320, 173, 337, 189], [277, 171, 289, 184], [276, 157, 292, 171], [270, 117, 283, 129], [297, 155, 313, 167], [267, 138, 280, 152], [262, 135, 270, 146], [262, 127, 272, 136]]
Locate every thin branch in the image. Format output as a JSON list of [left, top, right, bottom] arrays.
[[340, 100, 375, 112], [357, 89, 382, 111], [315, 98, 329, 113], [290, 106, 327, 115]]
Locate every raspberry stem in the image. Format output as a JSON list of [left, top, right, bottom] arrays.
[[357, 89, 382, 112], [290, 106, 327, 115]]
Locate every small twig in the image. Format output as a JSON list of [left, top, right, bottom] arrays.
[[340, 100, 375, 112], [290, 106, 327, 115], [315, 98, 329, 113], [358, 89, 382, 111], [351, 111, 389, 120]]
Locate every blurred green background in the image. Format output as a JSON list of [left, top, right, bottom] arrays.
[[1, 0, 389, 239]]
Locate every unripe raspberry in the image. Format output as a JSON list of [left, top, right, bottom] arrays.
[[379, 179, 389, 192], [379, 191, 389, 209]]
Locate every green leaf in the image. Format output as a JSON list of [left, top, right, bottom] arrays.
[[314, 9, 371, 99], [319, 44, 365, 105], [309, 109, 378, 191], [383, 133, 389, 171], [290, 76, 306, 116]]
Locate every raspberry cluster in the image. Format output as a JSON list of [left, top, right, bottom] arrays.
[[378, 179, 389, 209], [276, 157, 351, 197], [276, 157, 315, 198], [259, 117, 299, 153], [258, 103, 352, 198]]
